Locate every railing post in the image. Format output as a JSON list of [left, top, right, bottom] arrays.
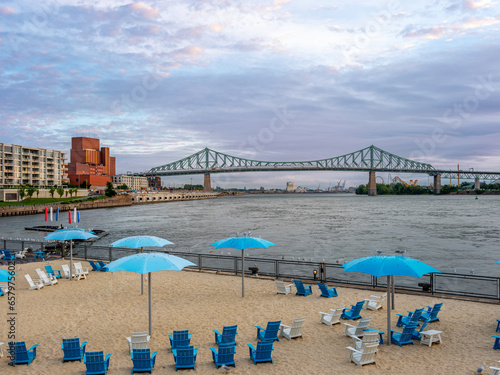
[[109, 245, 113, 262], [21, 240, 24, 252], [497, 278, 500, 303], [275, 260, 279, 278], [430, 273, 435, 295], [198, 254, 202, 271], [234, 257, 238, 275], [3, 239, 6, 250], [84, 245, 88, 260]]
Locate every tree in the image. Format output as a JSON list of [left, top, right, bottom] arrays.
[[49, 186, 56, 199], [18, 187, 26, 200], [27, 186, 37, 199], [105, 181, 116, 197], [65, 190, 69, 198], [56, 187, 64, 199], [35, 188, 40, 198]]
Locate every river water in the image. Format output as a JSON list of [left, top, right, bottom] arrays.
[[0, 193, 498, 276]]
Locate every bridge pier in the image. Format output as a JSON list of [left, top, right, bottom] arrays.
[[433, 174, 441, 194], [368, 171, 377, 196], [475, 178, 481, 190], [203, 173, 211, 192]]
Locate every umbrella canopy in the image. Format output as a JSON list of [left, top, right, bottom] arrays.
[[342, 254, 440, 346], [44, 229, 98, 280], [0, 269, 16, 282], [110, 235, 174, 248], [105, 252, 195, 336], [210, 236, 276, 297], [342, 255, 440, 278]]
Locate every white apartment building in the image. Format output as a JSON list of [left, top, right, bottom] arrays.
[[0, 142, 67, 187], [112, 174, 148, 190]]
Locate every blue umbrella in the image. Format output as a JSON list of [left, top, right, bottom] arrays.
[[110, 236, 175, 295], [210, 235, 276, 297], [105, 252, 195, 336], [0, 269, 16, 283], [342, 254, 440, 346], [44, 229, 98, 280]]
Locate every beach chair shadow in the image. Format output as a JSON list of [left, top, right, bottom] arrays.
[[62, 338, 87, 363], [256, 321, 281, 342], [248, 342, 274, 365], [131, 348, 157, 374]]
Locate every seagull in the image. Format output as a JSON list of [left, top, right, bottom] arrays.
[[474, 364, 484, 374], [291, 257, 294, 260], [376, 250, 382, 255], [209, 251, 214, 254], [470, 269, 475, 275], [452, 267, 456, 273], [220, 364, 233, 372], [395, 249, 406, 255], [282, 256, 285, 260]]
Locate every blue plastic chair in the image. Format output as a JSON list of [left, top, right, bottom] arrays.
[[317, 282, 338, 298], [396, 308, 424, 327], [62, 338, 87, 363], [131, 348, 157, 374], [84, 351, 112, 375], [419, 303, 443, 323], [210, 344, 236, 369], [493, 335, 500, 350], [248, 341, 274, 365], [88, 260, 100, 271], [45, 265, 62, 279], [169, 330, 192, 350], [256, 321, 281, 342], [8, 341, 39, 365], [2, 250, 16, 260], [172, 345, 198, 371], [391, 324, 417, 347], [97, 261, 108, 271], [292, 279, 313, 296], [497, 319, 500, 332], [341, 301, 364, 320], [214, 325, 238, 346]]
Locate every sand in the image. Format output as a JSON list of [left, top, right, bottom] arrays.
[[0, 259, 498, 374]]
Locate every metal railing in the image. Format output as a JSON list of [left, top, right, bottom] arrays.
[[3, 239, 500, 302]]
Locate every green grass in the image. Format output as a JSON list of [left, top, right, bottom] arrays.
[[0, 196, 109, 207]]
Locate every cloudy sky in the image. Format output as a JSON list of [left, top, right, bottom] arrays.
[[1, 0, 499, 188]]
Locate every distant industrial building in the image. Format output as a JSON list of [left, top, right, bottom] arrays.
[[68, 137, 116, 188], [286, 182, 297, 192], [113, 175, 148, 190], [148, 176, 161, 189], [0, 142, 67, 187]]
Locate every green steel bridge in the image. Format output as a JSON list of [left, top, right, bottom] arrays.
[[143, 145, 500, 195]]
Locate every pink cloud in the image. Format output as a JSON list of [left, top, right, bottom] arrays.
[[125, 3, 159, 18], [0, 6, 16, 15]]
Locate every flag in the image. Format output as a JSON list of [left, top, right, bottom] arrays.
[[50, 207, 53, 222], [44, 207, 47, 221], [74, 207, 77, 224], [69, 210, 71, 224], [77, 211, 80, 223], [56, 206, 59, 221]]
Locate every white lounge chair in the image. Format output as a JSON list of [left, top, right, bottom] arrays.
[[490, 361, 500, 375], [275, 280, 293, 295], [16, 248, 28, 259], [280, 317, 305, 340], [344, 317, 371, 337], [349, 330, 380, 351], [347, 342, 379, 366], [61, 264, 84, 280], [25, 274, 44, 290], [35, 268, 58, 286], [74, 262, 89, 276], [363, 293, 387, 311], [126, 332, 151, 353], [319, 307, 345, 326]]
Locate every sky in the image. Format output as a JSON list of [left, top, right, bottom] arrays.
[[1, 0, 499, 189]]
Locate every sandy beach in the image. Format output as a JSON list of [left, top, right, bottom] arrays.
[[0, 259, 499, 374]]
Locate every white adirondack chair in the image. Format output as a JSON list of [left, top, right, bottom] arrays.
[[35, 268, 58, 286], [350, 330, 380, 351], [126, 332, 151, 353], [490, 361, 500, 375], [280, 317, 305, 340], [347, 342, 379, 366], [61, 264, 84, 280], [319, 307, 345, 326], [344, 317, 371, 337], [275, 280, 293, 295], [363, 293, 387, 311], [25, 274, 44, 290], [74, 262, 89, 276], [16, 248, 28, 259]]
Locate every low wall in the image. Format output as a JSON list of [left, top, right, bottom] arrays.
[[0, 188, 89, 202], [130, 191, 219, 204]]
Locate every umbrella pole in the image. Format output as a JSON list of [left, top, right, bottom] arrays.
[[141, 247, 144, 295], [386, 275, 391, 346], [70, 240, 73, 281], [391, 275, 395, 310], [242, 249, 245, 298], [148, 272, 152, 337]]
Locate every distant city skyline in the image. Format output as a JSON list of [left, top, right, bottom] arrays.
[[1, 1, 499, 187]]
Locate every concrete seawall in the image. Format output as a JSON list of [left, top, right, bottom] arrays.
[[0, 192, 220, 217]]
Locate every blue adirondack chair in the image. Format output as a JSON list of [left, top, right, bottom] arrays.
[[84, 351, 112, 375], [341, 301, 364, 320], [61, 338, 87, 363], [419, 303, 443, 323], [210, 344, 236, 369], [97, 260, 108, 271], [2, 250, 16, 260], [45, 265, 62, 279], [396, 308, 424, 327], [131, 348, 157, 374], [292, 279, 313, 296], [172, 346, 198, 371], [214, 325, 238, 346], [497, 319, 500, 332], [256, 321, 281, 342], [493, 335, 500, 350], [391, 324, 417, 347], [88, 260, 101, 271], [248, 341, 274, 365], [8, 341, 39, 365], [317, 282, 338, 298], [169, 330, 192, 350]]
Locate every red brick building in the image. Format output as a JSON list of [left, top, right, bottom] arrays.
[[68, 137, 116, 188]]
